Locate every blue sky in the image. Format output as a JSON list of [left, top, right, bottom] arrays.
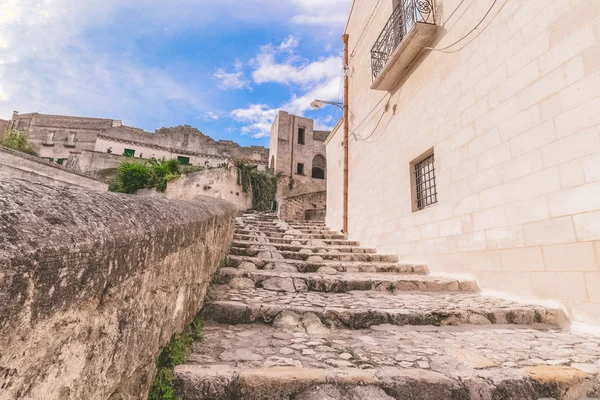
[[0, 0, 351, 147]]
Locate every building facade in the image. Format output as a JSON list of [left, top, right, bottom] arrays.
[[328, 0, 600, 324], [3, 111, 269, 173], [269, 111, 329, 197], [7, 111, 121, 163]]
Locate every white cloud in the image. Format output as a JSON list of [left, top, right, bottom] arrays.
[[279, 35, 299, 53], [231, 74, 342, 138], [290, 0, 351, 26], [252, 37, 341, 86], [233, 35, 343, 138], [213, 58, 251, 90], [203, 111, 219, 120], [231, 104, 279, 139]]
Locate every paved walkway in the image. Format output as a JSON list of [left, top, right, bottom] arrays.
[[175, 212, 600, 400]]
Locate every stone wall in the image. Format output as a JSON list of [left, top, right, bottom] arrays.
[[136, 166, 253, 210], [99, 125, 269, 165], [0, 146, 108, 191], [270, 111, 328, 201], [340, 0, 600, 324], [65, 150, 127, 182], [0, 119, 8, 138], [279, 190, 327, 222], [8, 111, 119, 160], [325, 119, 344, 232], [0, 179, 236, 400]]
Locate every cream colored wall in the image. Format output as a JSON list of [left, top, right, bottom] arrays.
[[325, 120, 344, 232], [342, 0, 600, 324], [94, 137, 229, 167]]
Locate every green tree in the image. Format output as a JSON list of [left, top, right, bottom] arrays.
[[0, 130, 37, 156]]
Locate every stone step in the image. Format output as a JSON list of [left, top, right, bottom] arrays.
[[225, 255, 428, 275], [235, 229, 346, 239], [231, 240, 376, 254], [233, 234, 359, 246], [288, 223, 327, 228], [215, 268, 476, 293], [229, 247, 399, 263], [175, 322, 600, 400], [204, 285, 568, 328]]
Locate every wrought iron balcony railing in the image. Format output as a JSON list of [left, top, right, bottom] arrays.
[[371, 0, 435, 81]]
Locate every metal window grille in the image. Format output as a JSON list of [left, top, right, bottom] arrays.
[[414, 153, 437, 210], [371, 0, 435, 81]]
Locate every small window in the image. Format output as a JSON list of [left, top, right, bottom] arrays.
[[124, 148, 135, 157], [297, 128, 305, 145], [44, 131, 55, 145], [56, 158, 65, 165], [297, 163, 304, 175], [182, 134, 190, 146], [412, 151, 437, 211], [177, 156, 190, 165], [68, 132, 76, 143]]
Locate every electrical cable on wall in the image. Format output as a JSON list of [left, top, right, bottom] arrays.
[[425, 0, 505, 53], [348, 0, 505, 143]]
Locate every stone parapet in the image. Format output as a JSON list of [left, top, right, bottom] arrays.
[[0, 179, 236, 400]]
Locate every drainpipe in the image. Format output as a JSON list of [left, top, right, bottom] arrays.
[[342, 34, 349, 236]]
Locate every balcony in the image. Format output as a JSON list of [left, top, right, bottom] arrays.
[[371, 0, 436, 91]]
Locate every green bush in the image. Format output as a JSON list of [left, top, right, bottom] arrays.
[[0, 130, 37, 156], [110, 158, 187, 194], [235, 160, 279, 211], [111, 160, 151, 194], [148, 315, 204, 400]]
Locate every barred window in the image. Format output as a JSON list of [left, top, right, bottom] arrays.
[[413, 152, 437, 210]]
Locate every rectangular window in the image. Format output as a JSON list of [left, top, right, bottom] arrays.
[[124, 148, 135, 157], [177, 156, 191, 165], [56, 158, 65, 165], [297, 127, 305, 145], [297, 163, 304, 175], [412, 152, 437, 211], [44, 131, 55, 145], [66, 132, 76, 146], [182, 134, 190, 146]]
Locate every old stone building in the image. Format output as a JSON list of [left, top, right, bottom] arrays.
[[3, 111, 269, 176], [6, 111, 122, 163], [269, 111, 330, 219], [96, 124, 269, 167], [327, 0, 600, 325]]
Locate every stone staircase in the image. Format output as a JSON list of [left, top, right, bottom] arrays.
[[174, 212, 600, 399]]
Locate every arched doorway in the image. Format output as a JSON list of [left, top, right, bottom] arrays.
[[311, 154, 326, 179]]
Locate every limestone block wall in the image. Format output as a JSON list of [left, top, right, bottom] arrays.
[[325, 120, 344, 232], [340, 0, 600, 324], [279, 190, 327, 222], [0, 146, 108, 191], [270, 111, 328, 201], [136, 166, 253, 210], [8, 112, 117, 160], [0, 179, 236, 400]]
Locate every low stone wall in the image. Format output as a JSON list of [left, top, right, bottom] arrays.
[[136, 165, 253, 210], [0, 179, 236, 400], [0, 146, 107, 191], [279, 190, 327, 221]]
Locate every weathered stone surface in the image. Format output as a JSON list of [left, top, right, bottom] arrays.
[[176, 212, 600, 400], [0, 179, 236, 400]]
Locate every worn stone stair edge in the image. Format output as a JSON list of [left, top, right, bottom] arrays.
[[233, 234, 360, 246], [215, 268, 479, 293], [229, 247, 399, 262], [203, 299, 566, 328], [174, 364, 600, 400], [224, 256, 429, 275], [231, 239, 377, 254]]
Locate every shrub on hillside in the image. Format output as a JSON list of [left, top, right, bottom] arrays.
[[0, 130, 37, 156]]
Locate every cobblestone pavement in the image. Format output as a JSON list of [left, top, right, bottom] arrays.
[[175, 212, 600, 400]]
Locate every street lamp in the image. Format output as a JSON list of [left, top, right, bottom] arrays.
[[310, 99, 343, 111]]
